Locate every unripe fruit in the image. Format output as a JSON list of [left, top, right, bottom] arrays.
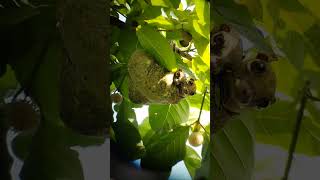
[[193, 122, 201, 132], [181, 31, 192, 43], [179, 31, 192, 47], [111, 93, 123, 104], [7, 101, 39, 131], [179, 40, 189, 47], [188, 131, 204, 147]]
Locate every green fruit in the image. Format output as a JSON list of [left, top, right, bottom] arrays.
[[188, 131, 204, 147], [181, 30, 192, 43], [193, 123, 202, 132], [111, 93, 123, 104], [7, 101, 39, 131], [179, 40, 189, 47]]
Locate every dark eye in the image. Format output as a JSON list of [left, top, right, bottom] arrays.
[[213, 34, 224, 46], [256, 98, 269, 108], [249, 60, 267, 74], [188, 79, 194, 85], [220, 24, 231, 32], [189, 91, 195, 95], [256, 53, 269, 61], [212, 34, 224, 56]]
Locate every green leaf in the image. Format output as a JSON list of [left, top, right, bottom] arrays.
[[195, 143, 211, 179], [30, 40, 62, 121], [116, 98, 138, 126], [176, 57, 197, 79], [299, 0, 320, 19], [169, 0, 180, 8], [187, 93, 210, 111], [184, 146, 201, 178], [150, 0, 173, 7], [212, 115, 255, 180], [145, 15, 175, 29], [201, 126, 211, 156], [112, 65, 130, 100], [139, 6, 163, 20], [304, 23, 320, 67], [139, 117, 151, 138], [213, 0, 273, 53], [234, 0, 263, 20], [141, 126, 189, 171], [0, 6, 40, 27], [272, 59, 299, 97], [214, 0, 254, 27], [112, 120, 145, 160], [136, 25, 177, 71], [117, 28, 139, 63], [142, 129, 157, 146], [8, 10, 56, 86], [193, 37, 210, 66], [12, 123, 104, 162], [172, 9, 197, 22], [265, 0, 315, 33], [194, 0, 210, 26], [149, 99, 190, 131], [11, 132, 33, 161], [280, 31, 305, 71], [192, 20, 209, 40], [20, 122, 101, 180], [255, 100, 320, 156], [0, 65, 18, 94]]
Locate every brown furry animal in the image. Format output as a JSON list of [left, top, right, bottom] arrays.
[[211, 24, 277, 133], [127, 50, 196, 104]]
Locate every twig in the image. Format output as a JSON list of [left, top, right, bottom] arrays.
[[191, 87, 208, 134], [12, 37, 52, 103], [306, 89, 320, 102], [197, 87, 208, 122], [111, 7, 127, 18], [282, 81, 310, 180], [170, 43, 193, 61], [157, 29, 174, 32], [113, 73, 127, 94], [110, 16, 126, 28]]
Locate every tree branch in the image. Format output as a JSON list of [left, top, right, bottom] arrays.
[[282, 81, 310, 180]]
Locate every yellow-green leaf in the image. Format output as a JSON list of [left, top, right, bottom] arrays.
[[136, 25, 177, 71]]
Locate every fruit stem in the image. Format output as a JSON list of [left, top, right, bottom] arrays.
[[282, 81, 310, 180], [113, 73, 126, 94], [197, 87, 207, 123], [306, 88, 320, 102], [191, 87, 208, 134]]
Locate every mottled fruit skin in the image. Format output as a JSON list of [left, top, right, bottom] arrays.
[[111, 93, 123, 104], [128, 50, 196, 104], [188, 132, 204, 147]]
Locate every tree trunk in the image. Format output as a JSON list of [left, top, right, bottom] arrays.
[[57, 0, 112, 135]]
